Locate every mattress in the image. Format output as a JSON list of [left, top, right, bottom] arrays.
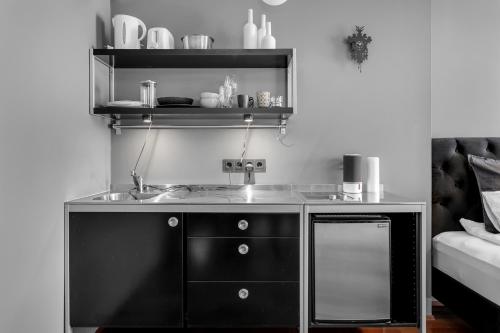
[[433, 231, 500, 305]]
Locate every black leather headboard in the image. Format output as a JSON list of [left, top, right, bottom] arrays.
[[432, 138, 500, 236]]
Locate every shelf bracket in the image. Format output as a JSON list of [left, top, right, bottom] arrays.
[[280, 118, 288, 135], [112, 119, 121, 135]]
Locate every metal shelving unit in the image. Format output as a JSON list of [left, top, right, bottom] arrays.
[[89, 48, 297, 134]]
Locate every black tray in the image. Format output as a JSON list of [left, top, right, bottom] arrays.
[[157, 97, 194, 105], [156, 104, 200, 108]]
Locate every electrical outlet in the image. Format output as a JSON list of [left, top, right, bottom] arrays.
[[222, 159, 267, 173]]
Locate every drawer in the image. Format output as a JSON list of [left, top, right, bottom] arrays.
[[187, 282, 299, 327], [186, 213, 299, 237], [187, 237, 299, 281]]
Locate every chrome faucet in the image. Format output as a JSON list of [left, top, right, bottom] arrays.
[[244, 161, 255, 185], [131, 170, 144, 193]]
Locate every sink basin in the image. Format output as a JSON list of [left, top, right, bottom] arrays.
[[93, 193, 137, 201], [93, 188, 164, 201]]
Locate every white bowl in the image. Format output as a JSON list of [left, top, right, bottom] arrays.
[[200, 92, 219, 98], [200, 97, 219, 108]]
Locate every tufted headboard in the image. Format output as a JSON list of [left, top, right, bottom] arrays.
[[432, 138, 500, 236]]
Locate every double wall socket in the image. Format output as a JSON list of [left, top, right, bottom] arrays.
[[222, 159, 267, 173]]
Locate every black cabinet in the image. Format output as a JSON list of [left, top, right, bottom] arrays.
[[69, 212, 183, 327], [186, 212, 300, 328], [68, 211, 300, 329]]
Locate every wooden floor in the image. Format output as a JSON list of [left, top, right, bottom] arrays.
[[310, 308, 475, 332], [311, 303, 476, 332], [98, 303, 477, 333]]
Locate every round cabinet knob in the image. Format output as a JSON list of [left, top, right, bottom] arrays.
[[238, 244, 249, 255], [238, 219, 249, 231], [168, 217, 179, 228], [238, 288, 249, 299]]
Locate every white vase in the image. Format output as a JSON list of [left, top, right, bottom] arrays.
[[257, 14, 267, 48], [243, 9, 258, 49], [261, 22, 276, 49]]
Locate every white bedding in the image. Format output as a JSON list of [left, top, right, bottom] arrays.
[[433, 231, 500, 305]]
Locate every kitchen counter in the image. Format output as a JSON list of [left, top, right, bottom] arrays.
[[66, 184, 424, 206]]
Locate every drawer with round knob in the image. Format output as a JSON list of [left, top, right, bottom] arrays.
[[187, 282, 299, 327], [186, 213, 299, 237], [187, 237, 299, 281]]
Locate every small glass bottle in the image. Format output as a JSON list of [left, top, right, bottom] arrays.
[[140, 80, 157, 108]]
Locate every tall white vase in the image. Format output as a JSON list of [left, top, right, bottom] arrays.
[[261, 22, 276, 49], [243, 9, 258, 49], [257, 14, 267, 48]]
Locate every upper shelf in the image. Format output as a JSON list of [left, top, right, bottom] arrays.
[[92, 48, 294, 68]]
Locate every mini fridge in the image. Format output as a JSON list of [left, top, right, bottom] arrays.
[[312, 214, 391, 323]]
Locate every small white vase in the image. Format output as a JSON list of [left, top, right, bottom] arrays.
[[261, 21, 276, 49], [243, 9, 258, 49], [257, 14, 267, 48]]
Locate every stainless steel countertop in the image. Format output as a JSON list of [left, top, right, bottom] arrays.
[[66, 184, 424, 206]]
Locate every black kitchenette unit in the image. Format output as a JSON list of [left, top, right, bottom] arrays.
[[68, 211, 300, 329]]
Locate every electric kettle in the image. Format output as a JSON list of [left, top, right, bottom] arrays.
[[147, 27, 174, 49], [112, 14, 146, 49]]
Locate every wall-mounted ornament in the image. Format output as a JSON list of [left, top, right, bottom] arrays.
[[345, 26, 372, 72]]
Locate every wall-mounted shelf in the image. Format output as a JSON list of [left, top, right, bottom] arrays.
[[92, 48, 293, 68], [94, 107, 293, 120], [89, 48, 297, 134]]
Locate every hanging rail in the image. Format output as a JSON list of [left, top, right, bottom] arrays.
[[111, 124, 285, 130]]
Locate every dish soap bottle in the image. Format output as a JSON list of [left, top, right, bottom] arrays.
[[257, 14, 267, 48], [261, 21, 276, 49], [243, 9, 258, 49]]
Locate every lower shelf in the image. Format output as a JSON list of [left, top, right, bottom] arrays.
[[93, 106, 293, 120]]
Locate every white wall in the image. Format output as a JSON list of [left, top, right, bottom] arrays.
[[0, 1, 111, 332], [432, 0, 500, 137]]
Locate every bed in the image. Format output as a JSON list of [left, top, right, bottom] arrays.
[[432, 137, 500, 332]]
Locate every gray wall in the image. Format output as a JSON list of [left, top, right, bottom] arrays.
[[0, 1, 111, 332], [432, 0, 500, 137], [111, 0, 431, 204], [111, 0, 432, 307]]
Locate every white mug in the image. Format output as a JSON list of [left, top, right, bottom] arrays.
[[147, 27, 174, 49]]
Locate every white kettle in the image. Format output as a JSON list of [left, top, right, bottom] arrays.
[[112, 14, 146, 49]]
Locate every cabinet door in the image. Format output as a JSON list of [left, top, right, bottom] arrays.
[[186, 213, 300, 237], [187, 237, 299, 281], [187, 282, 299, 327], [69, 212, 183, 327]]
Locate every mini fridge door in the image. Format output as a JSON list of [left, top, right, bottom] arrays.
[[313, 218, 391, 322]]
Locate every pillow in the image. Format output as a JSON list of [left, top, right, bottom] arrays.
[[468, 154, 500, 233], [460, 218, 500, 246]]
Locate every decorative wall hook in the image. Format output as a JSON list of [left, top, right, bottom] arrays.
[[345, 26, 372, 72]]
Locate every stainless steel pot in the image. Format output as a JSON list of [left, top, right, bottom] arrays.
[[181, 35, 214, 49]]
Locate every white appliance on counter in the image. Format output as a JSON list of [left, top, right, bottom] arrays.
[[112, 14, 146, 49], [312, 214, 391, 323]]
